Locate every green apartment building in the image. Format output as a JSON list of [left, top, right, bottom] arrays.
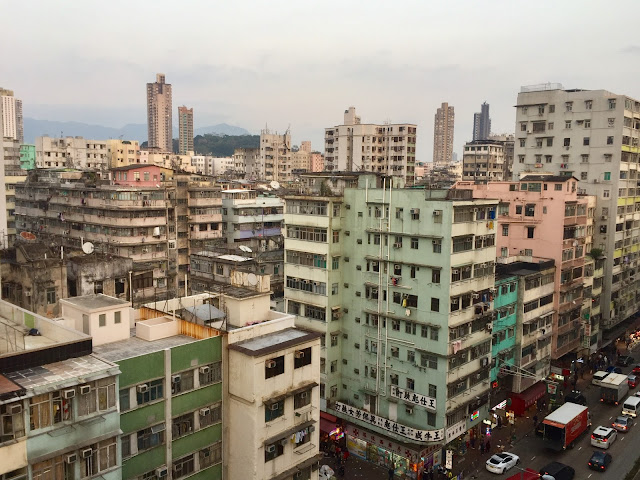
[[285, 174, 499, 477]]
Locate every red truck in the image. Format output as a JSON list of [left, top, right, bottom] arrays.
[[506, 468, 540, 480], [542, 402, 591, 451]]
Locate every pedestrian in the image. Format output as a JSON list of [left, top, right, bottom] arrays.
[[486, 439, 491, 452], [338, 464, 345, 477], [342, 449, 349, 464], [335, 446, 341, 461], [480, 442, 485, 454], [388, 464, 395, 480], [470, 436, 476, 449]]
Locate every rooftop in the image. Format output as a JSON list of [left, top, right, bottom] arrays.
[[92, 329, 197, 362], [228, 327, 321, 357], [61, 294, 130, 310], [2, 354, 115, 392], [519, 175, 575, 183], [111, 164, 172, 171]]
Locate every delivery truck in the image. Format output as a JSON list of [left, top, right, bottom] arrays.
[[541, 402, 591, 451], [600, 373, 630, 405]]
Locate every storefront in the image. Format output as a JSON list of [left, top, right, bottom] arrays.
[[508, 382, 546, 416], [345, 424, 440, 479]]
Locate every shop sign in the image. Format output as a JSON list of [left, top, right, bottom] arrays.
[[492, 400, 507, 411], [445, 450, 453, 470], [345, 424, 434, 462], [547, 383, 558, 395], [390, 386, 437, 411], [335, 402, 444, 443], [507, 411, 515, 424], [470, 410, 479, 421], [445, 419, 466, 442]]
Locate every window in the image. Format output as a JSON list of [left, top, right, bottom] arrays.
[[431, 328, 439, 341], [411, 209, 420, 220], [199, 362, 222, 385], [119, 389, 130, 412], [98, 314, 106, 327], [46, 288, 56, 305], [114, 311, 121, 324], [265, 400, 285, 422], [331, 334, 339, 347], [609, 99, 616, 109], [432, 269, 440, 283], [429, 384, 437, 398], [583, 137, 590, 146], [0, 402, 25, 441], [265, 356, 285, 378], [421, 353, 438, 369], [502, 224, 509, 236], [173, 454, 195, 479], [121, 434, 131, 458], [584, 119, 591, 128], [527, 227, 535, 239], [80, 438, 117, 478], [294, 347, 312, 368], [519, 139, 526, 147], [171, 370, 194, 395], [515, 205, 522, 215], [431, 298, 440, 312], [411, 238, 419, 249], [136, 378, 163, 406], [555, 184, 562, 191], [410, 266, 417, 278], [607, 136, 614, 145], [563, 138, 570, 146], [332, 257, 340, 269], [200, 442, 223, 469], [294, 389, 312, 409], [581, 172, 588, 180], [585, 100, 592, 109], [137, 424, 165, 452], [193, 402, 219, 429], [332, 230, 340, 243], [407, 351, 415, 363], [604, 172, 611, 181], [265, 441, 284, 462], [432, 240, 442, 253], [172, 412, 194, 439], [93, 281, 103, 295], [565, 102, 573, 112], [406, 378, 415, 390], [331, 283, 339, 295], [548, 122, 554, 130]]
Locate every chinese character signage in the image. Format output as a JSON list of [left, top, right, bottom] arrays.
[[334, 401, 444, 443], [389, 386, 437, 411], [445, 419, 466, 442]]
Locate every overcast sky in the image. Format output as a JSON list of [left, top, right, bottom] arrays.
[[3, 0, 640, 161]]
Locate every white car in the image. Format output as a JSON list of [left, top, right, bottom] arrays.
[[485, 452, 520, 474]]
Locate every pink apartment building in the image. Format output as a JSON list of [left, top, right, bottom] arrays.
[[112, 164, 174, 186], [454, 175, 597, 360]]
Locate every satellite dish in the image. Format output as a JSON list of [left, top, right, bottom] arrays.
[[82, 242, 95, 254], [270, 180, 280, 190], [247, 273, 258, 286], [239, 245, 252, 253], [20, 231, 37, 241]]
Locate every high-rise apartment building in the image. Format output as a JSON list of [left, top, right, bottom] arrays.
[[0, 88, 23, 143], [324, 107, 417, 185], [512, 84, 640, 334], [462, 139, 509, 181], [260, 129, 292, 181], [147, 74, 173, 152], [284, 173, 499, 473], [472, 102, 491, 141], [433, 102, 455, 166], [178, 105, 194, 155]]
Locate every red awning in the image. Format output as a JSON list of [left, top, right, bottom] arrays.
[[512, 382, 546, 408], [321, 412, 337, 422], [321, 418, 338, 434]]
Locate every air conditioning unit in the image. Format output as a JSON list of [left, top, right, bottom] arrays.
[[601, 215, 608, 220], [527, 130, 532, 134], [266, 360, 277, 369], [199, 366, 210, 374], [486, 322, 493, 331], [410, 208, 420, 215], [65, 453, 78, 464], [81, 448, 93, 459], [265, 445, 276, 453], [405, 407, 414, 414], [79, 385, 91, 395], [9, 404, 22, 415], [481, 357, 489, 367], [199, 407, 210, 416], [270, 403, 280, 411], [155, 467, 168, 478], [593, 179, 600, 183], [489, 288, 497, 294], [472, 293, 480, 299], [136, 384, 149, 393], [141, 247, 149, 254], [393, 242, 402, 248], [433, 211, 441, 216], [63, 388, 76, 399], [171, 374, 181, 383], [294, 350, 305, 359], [299, 391, 308, 399]]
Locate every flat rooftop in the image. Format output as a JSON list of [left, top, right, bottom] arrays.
[[93, 329, 197, 362], [3, 354, 115, 392], [228, 328, 320, 357], [62, 294, 130, 310]]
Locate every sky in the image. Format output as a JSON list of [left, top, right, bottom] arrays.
[[3, 0, 640, 161]]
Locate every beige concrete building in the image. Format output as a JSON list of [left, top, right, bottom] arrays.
[[324, 106, 417, 184], [1, 88, 23, 142], [260, 129, 292, 181], [462, 139, 510, 181], [147, 73, 173, 152], [234, 147, 260, 178], [433, 102, 455, 166], [36, 136, 109, 170], [106, 139, 140, 168], [178, 105, 194, 155]]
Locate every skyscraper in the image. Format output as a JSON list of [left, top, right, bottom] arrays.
[[178, 105, 194, 155], [433, 102, 454, 165], [472, 102, 491, 141], [0, 88, 23, 143], [146, 73, 173, 152]]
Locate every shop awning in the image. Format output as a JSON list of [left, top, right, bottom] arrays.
[[321, 418, 338, 434], [508, 381, 546, 415]]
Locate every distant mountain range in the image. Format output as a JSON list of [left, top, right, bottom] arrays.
[[23, 118, 251, 144]]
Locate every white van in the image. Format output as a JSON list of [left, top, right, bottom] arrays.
[[592, 371, 610, 387], [591, 426, 617, 449], [622, 396, 640, 417]]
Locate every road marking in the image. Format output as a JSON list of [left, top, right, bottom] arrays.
[[610, 416, 614, 420], [620, 436, 625, 441], [588, 474, 593, 478], [531, 456, 535, 461], [578, 446, 582, 450]]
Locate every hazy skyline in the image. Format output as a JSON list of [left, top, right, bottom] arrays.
[[4, 0, 640, 160]]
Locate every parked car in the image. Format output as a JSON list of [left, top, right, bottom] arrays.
[[617, 355, 634, 367], [632, 364, 640, 375], [565, 390, 587, 406], [539, 462, 575, 480], [485, 453, 520, 474], [588, 451, 612, 471], [629, 375, 638, 389], [606, 366, 623, 374], [612, 415, 634, 432]]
